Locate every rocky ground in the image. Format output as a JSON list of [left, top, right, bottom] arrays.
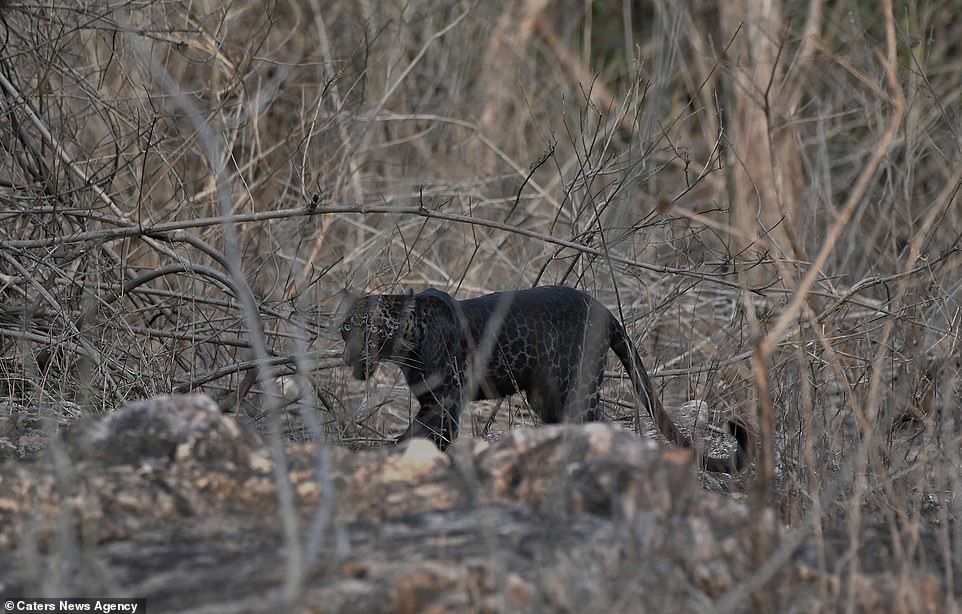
[[0, 395, 945, 612]]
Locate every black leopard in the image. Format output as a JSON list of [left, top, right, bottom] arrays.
[[340, 286, 753, 473]]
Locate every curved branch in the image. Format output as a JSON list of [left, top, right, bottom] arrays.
[[118, 263, 241, 304]]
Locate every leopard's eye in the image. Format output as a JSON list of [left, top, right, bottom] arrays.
[[340, 321, 352, 335]]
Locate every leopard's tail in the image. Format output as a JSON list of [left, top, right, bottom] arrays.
[[608, 315, 754, 473]]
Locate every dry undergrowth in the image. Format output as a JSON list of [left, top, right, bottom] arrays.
[[1, 0, 960, 609]]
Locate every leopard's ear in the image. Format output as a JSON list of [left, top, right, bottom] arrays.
[[402, 289, 417, 317], [337, 287, 365, 321]]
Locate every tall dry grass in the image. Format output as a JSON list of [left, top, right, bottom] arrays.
[[1, 0, 961, 607]]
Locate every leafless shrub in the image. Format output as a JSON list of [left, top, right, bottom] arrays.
[[1, 0, 961, 608]]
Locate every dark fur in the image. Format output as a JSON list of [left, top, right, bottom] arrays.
[[341, 286, 753, 473]]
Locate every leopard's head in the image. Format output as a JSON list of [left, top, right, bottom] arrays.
[[340, 293, 416, 380]]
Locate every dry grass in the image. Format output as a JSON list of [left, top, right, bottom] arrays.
[[1, 0, 961, 608]]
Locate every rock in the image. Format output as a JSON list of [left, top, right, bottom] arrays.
[[0, 402, 67, 461], [62, 393, 261, 466], [0, 393, 947, 612]]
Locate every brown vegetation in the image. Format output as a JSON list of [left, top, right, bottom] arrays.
[[1, 0, 960, 611]]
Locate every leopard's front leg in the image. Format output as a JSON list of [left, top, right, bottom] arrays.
[[396, 399, 463, 450]]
